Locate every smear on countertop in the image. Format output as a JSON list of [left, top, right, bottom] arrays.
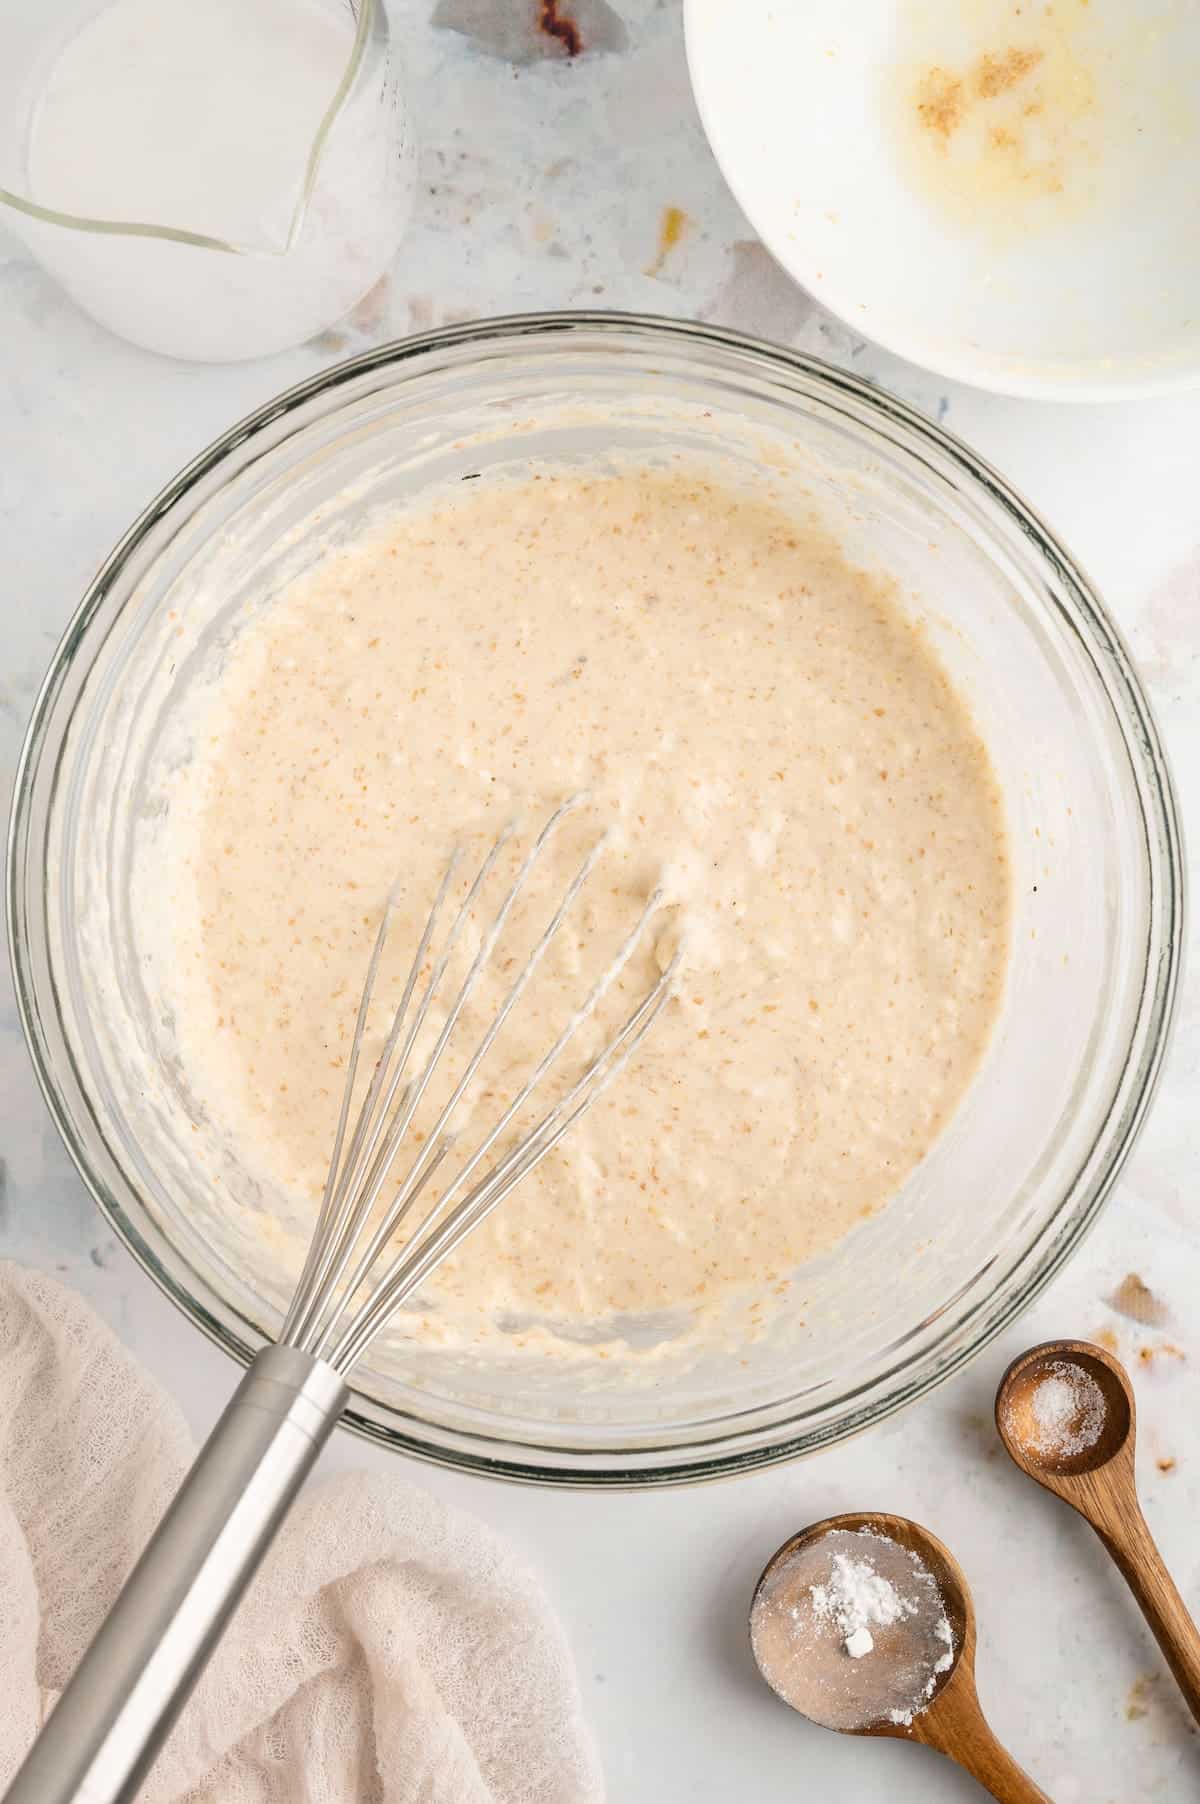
[[1126, 1672, 1160, 1723], [1132, 551, 1200, 689], [1107, 1272, 1169, 1328], [706, 239, 818, 343], [349, 275, 392, 334], [646, 205, 688, 276]]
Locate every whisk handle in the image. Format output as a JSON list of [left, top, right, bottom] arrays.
[[2, 1345, 347, 1804]]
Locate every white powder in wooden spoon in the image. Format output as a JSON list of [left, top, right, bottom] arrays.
[[753, 1527, 957, 1731], [809, 1551, 920, 1658]]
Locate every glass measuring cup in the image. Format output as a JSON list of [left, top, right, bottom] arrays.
[[0, 0, 415, 361]]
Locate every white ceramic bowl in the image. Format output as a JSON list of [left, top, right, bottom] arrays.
[[685, 0, 1200, 399]]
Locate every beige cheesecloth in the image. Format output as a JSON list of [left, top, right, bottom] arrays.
[[0, 1262, 603, 1802]]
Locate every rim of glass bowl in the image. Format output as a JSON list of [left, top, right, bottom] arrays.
[[7, 312, 1184, 1488]]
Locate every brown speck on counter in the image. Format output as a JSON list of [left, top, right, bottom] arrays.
[[1092, 1325, 1120, 1354], [432, 0, 626, 63], [1126, 1672, 1159, 1722], [646, 205, 688, 277], [1157, 1456, 1177, 1474], [1108, 1272, 1168, 1327], [539, 0, 581, 55], [1137, 1342, 1186, 1369]]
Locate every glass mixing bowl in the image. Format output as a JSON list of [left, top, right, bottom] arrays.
[[7, 314, 1183, 1485]]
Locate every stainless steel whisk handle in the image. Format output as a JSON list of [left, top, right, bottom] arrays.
[[3, 1346, 348, 1804], [4, 806, 676, 1803]]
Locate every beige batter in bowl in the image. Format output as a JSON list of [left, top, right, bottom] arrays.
[[7, 314, 1182, 1483], [148, 461, 1011, 1360]]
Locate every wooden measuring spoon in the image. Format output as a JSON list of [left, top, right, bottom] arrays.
[[996, 1338, 1200, 1726], [749, 1512, 1051, 1802]]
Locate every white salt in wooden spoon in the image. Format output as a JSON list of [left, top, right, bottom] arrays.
[[996, 1338, 1200, 1727]]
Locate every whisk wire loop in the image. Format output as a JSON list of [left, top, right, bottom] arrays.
[[281, 801, 676, 1373]]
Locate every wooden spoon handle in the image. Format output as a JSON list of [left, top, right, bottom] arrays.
[[917, 1688, 1053, 1803], [1091, 1502, 1200, 1725]]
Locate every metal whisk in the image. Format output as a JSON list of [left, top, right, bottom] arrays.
[[5, 800, 676, 1804]]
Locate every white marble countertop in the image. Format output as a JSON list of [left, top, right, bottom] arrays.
[[2, 4, 1198, 1798]]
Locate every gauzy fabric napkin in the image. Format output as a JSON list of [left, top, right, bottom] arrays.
[[0, 1262, 604, 1802]]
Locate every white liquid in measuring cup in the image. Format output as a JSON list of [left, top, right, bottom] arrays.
[[32, 0, 349, 248], [18, 0, 413, 360]]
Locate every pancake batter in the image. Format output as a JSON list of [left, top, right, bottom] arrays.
[[164, 467, 1011, 1349]]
